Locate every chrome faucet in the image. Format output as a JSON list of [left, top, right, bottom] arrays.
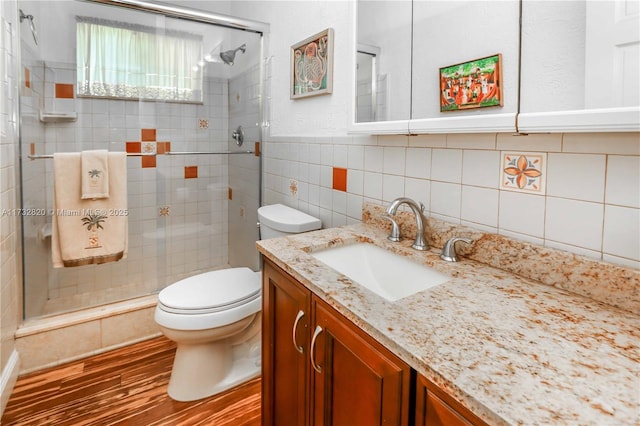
[[440, 237, 473, 262], [382, 215, 401, 242], [385, 197, 429, 251]]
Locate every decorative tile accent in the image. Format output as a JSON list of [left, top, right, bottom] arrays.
[[501, 152, 546, 194], [141, 142, 157, 155], [55, 83, 74, 99], [184, 166, 198, 179], [332, 167, 348, 192], [156, 142, 171, 155], [198, 119, 209, 129], [24, 67, 30, 88], [125, 142, 141, 153], [159, 206, 170, 217], [141, 129, 156, 142], [30, 143, 35, 156], [141, 155, 156, 168], [289, 179, 298, 198]]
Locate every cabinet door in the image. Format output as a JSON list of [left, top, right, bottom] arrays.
[[262, 259, 311, 426], [518, 0, 640, 132], [311, 297, 412, 426], [409, 0, 520, 134], [415, 374, 487, 426]]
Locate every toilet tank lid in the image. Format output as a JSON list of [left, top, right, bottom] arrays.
[[258, 204, 321, 233]]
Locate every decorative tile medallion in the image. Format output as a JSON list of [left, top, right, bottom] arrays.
[[501, 152, 546, 194], [289, 179, 298, 198], [141, 142, 157, 155], [198, 119, 209, 129], [159, 206, 171, 217]]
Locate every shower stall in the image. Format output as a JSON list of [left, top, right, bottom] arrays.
[[17, 0, 267, 320]]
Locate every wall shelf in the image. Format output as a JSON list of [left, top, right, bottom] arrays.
[[39, 111, 77, 123]]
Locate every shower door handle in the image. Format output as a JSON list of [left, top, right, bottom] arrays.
[[292, 310, 305, 354]]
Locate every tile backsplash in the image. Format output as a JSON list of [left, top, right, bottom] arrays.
[[263, 132, 640, 269]]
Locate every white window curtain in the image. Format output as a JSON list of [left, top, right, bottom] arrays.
[[76, 17, 203, 103]]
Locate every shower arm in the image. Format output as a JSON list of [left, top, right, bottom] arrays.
[[19, 9, 38, 46]]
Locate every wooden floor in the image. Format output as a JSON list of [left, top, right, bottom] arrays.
[[1, 337, 261, 425]]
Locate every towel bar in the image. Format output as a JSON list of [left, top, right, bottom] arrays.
[[28, 151, 255, 160]]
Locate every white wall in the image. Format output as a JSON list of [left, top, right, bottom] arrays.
[[229, 1, 353, 136]]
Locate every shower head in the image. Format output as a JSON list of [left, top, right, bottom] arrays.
[[219, 44, 246, 66], [19, 9, 38, 46]]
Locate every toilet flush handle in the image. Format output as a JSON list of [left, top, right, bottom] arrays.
[[292, 310, 305, 354]]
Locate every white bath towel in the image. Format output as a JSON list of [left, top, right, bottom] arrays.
[[81, 149, 109, 199], [52, 152, 128, 268]]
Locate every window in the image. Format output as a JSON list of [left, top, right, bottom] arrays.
[[76, 17, 203, 103]]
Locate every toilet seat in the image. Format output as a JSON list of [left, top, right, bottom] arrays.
[[158, 267, 260, 314], [155, 267, 261, 330]]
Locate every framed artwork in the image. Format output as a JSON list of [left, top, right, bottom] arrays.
[[291, 28, 334, 99], [439, 53, 503, 112]]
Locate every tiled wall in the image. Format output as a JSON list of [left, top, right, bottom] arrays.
[[21, 60, 233, 317], [263, 132, 640, 269], [228, 63, 261, 271], [0, 0, 22, 412]]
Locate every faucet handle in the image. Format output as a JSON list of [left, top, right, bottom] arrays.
[[440, 237, 473, 262], [382, 215, 401, 242]]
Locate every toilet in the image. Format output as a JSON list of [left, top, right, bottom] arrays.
[[154, 204, 321, 401]]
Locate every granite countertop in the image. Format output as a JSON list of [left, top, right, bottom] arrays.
[[256, 206, 640, 426]]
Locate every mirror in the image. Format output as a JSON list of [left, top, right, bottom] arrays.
[[411, 0, 520, 120], [520, 0, 639, 113], [354, 0, 637, 132], [356, 46, 379, 122], [356, 0, 412, 123]]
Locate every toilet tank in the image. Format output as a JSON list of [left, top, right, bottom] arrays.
[[257, 204, 321, 239]]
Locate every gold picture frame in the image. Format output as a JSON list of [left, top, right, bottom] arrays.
[[290, 28, 334, 99], [439, 53, 503, 112]]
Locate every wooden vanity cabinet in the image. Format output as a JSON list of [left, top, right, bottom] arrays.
[[262, 258, 412, 426], [262, 259, 311, 426], [311, 293, 412, 425], [415, 374, 487, 426]]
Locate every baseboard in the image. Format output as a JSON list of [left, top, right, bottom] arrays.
[[0, 350, 20, 416]]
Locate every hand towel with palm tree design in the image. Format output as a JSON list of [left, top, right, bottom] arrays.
[[81, 149, 110, 199], [52, 152, 128, 267]]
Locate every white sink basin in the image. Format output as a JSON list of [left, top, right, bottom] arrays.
[[311, 243, 450, 301]]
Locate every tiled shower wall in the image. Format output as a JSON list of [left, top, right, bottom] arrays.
[[262, 132, 640, 269], [21, 59, 232, 316], [0, 0, 22, 411], [228, 63, 261, 271]]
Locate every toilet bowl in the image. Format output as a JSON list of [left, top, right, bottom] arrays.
[[154, 204, 321, 401]]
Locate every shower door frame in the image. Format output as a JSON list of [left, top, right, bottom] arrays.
[[17, 0, 269, 320]]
